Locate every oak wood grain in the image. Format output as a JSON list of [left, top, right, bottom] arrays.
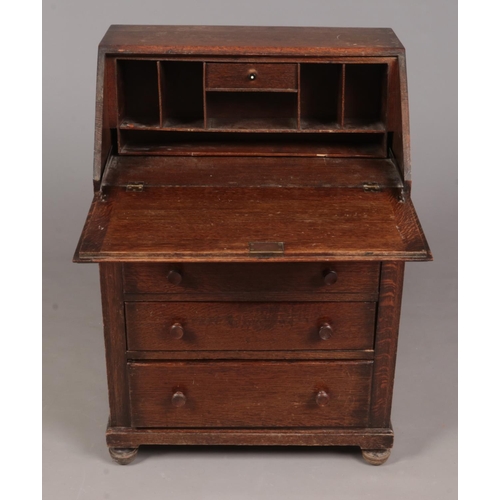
[[125, 350, 375, 361], [370, 261, 405, 427], [99, 263, 130, 426], [122, 262, 380, 295], [125, 301, 376, 351], [99, 26, 404, 56], [122, 292, 379, 302], [106, 425, 394, 449], [206, 63, 297, 90], [74, 187, 431, 262], [101, 156, 404, 189], [128, 361, 373, 428], [77, 26, 430, 461]]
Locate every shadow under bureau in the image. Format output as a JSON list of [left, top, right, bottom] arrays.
[[74, 25, 432, 465]]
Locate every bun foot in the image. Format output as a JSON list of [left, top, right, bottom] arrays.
[[109, 447, 139, 465], [361, 448, 391, 465]]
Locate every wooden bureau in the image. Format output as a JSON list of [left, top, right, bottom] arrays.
[[74, 25, 432, 465]]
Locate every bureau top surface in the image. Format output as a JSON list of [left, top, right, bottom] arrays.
[[99, 25, 404, 56]]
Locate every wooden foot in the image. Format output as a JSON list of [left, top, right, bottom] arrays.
[[361, 448, 391, 465], [109, 447, 139, 465]]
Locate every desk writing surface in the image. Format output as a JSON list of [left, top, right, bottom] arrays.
[[74, 186, 431, 263]]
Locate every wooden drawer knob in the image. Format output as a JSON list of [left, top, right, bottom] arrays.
[[171, 391, 187, 407], [170, 323, 184, 339], [167, 269, 183, 285], [316, 390, 330, 407], [322, 269, 338, 285], [248, 70, 257, 80], [319, 323, 333, 340]]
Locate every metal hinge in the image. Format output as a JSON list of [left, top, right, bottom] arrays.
[[126, 182, 144, 192], [363, 182, 381, 192]]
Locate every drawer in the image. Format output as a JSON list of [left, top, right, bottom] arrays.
[[128, 361, 373, 428], [122, 262, 380, 297], [205, 63, 297, 90], [126, 301, 376, 351]]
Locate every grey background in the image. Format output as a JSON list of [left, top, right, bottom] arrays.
[[43, 1, 457, 498]]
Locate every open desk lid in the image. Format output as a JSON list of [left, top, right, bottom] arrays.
[[74, 184, 431, 263]]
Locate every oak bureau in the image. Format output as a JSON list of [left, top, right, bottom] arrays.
[[74, 25, 432, 465]]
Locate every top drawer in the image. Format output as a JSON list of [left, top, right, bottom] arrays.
[[122, 262, 380, 298], [205, 63, 298, 90]]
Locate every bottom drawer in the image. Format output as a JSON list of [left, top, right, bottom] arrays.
[[128, 361, 373, 428]]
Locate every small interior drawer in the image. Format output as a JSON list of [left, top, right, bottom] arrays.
[[122, 262, 380, 297], [125, 301, 376, 351], [128, 361, 373, 428], [206, 63, 297, 90]]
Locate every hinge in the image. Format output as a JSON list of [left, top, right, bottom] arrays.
[[126, 182, 144, 192], [363, 182, 381, 192]]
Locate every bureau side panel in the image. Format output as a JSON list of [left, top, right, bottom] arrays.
[[370, 261, 405, 427], [99, 263, 131, 426]]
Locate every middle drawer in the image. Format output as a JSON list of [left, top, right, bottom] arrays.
[[125, 301, 376, 351]]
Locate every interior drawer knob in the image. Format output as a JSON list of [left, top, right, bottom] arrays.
[[315, 390, 330, 407], [322, 269, 338, 285], [167, 269, 183, 285], [318, 323, 333, 340], [171, 391, 187, 407], [248, 70, 257, 80], [170, 323, 184, 339]]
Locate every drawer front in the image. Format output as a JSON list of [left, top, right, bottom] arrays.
[[206, 63, 297, 90], [122, 262, 380, 297], [126, 301, 376, 351], [128, 361, 373, 428]]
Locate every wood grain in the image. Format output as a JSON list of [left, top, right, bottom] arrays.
[[122, 262, 380, 295], [106, 425, 394, 449], [74, 187, 431, 262], [106, 427, 394, 449], [99, 263, 130, 426], [122, 292, 379, 302], [205, 92, 298, 130], [101, 156, 404, 189], [206, 63, 297, 90], [76, 26, 430, 461], [397, 55, 411, 182], [117, 130, 386, 157], [74, 193, 112, 260], [392, 196, 432, 256], [99, 26, 404, 56], [128, 361, 373, 428], [125, 350, 375, 361], [370, 261, 405, 427], [125, 301, 376, 351], [93, 51, 106, 185]]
